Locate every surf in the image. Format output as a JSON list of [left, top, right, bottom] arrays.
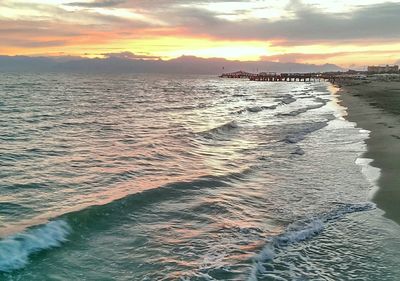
[[0, 220, 70, 272]]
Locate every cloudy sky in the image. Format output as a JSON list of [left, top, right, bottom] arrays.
[[1, 0, 399, 66]]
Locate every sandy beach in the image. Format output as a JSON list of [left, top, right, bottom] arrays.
[[339, 78, 400, 224]]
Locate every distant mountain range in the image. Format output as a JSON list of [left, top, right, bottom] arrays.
[[0, 55, 344, 74]]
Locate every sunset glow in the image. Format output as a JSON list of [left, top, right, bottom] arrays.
[[1, 0, 399, 67]]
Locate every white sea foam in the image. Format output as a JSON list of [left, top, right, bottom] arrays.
[[331, 86, 381, 200], [355, 157, 381, 199], [248, 202, 375, 280], [0, 220, 71, 272], [276, 220, 324, 245]]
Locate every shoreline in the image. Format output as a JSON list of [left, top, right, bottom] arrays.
[[337, 79, 400, 224]]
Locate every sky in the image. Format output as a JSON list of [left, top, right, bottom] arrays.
[[1, 0, 399, 67]]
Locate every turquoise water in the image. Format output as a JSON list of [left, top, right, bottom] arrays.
[[0, 73, 399, 280]]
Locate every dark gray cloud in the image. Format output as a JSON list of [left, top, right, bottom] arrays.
[[153, 1, 400, 44], [65, 0, 247, 9], [2, 0, 400, 57], [102, 51, 161, 60], [118, 0, 247, 8], [65, 0, 125, 8], [17, 0, 400, 46]]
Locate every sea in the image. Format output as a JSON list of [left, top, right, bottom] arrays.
[[0, 73, 400, 281]]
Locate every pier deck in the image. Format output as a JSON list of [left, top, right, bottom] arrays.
[[220, 71, 358, 83]]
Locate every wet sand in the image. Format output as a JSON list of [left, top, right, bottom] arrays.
[[338, 79, 400, 224]]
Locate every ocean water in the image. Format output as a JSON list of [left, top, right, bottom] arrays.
[[0, 73, 399, 280]]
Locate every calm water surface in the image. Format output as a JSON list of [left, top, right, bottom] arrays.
[[0, 73, 399, 280]]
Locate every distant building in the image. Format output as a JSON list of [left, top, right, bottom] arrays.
[[367, 65, 399, 73]]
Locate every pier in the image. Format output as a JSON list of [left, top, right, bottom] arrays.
[[219, 71, 255, 79], [220, 71, 361, 83], [249, 73, 316, 82]]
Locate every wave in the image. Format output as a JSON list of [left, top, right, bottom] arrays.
[[60, 167, 256, 233], [234, 105, 278, 115], [248, 202, 375, 280], [198, 120, 239, 139], [275, 95, 297, 106], [282, 121, 328, 144], [290, 147, 305, 156], [247, 106, 263, 113], [277, 102, 325, 117], [0, 220, 71, 272], [232, 94, 299, 116], [3, 182, 49, 190], [0, 167, 256, 273], [151, 104, 201, 112], [0, 202, 34, 216], [234, 94, 298, 115], [355, 157, 381, 199]]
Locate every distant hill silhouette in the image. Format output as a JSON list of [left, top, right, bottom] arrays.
[[0, 55, 344, 74]]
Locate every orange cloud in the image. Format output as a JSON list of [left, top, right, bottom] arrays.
[[0, 0, 399, 66]]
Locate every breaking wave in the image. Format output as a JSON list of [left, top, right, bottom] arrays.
[[248, 202, 375, 280], [282, 121, 328, 144], [234, 105, 278, 115], [198, 120, 239, 138], [0, 220, 71, 272], [0, 166, 258, 273], [277, 102, 325, 117], [275, 95, 297, 105]]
